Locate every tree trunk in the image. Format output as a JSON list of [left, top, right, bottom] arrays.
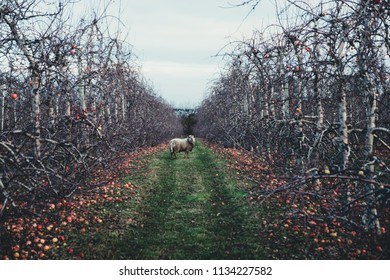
[[65, 89, 72, 142], [295, 51, 304, 175], [78, 56, 86, 148], [32, 75, 41, 158], [269, 83, 275, 118], [282, 76, 290, 119], [46, 75, 56, 131], [0, 89, 4, 132], [338, 78, 348, 171], [362, 88, 381, 234], [105, 99, 112, 126], [114, 93, 119, 123], [121, 91, 126, 122], [358, 4, 381, 234]]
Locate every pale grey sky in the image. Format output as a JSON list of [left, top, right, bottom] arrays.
[[75, 0, 280, 108]]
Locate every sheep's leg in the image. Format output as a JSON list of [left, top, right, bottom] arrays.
[[169, 141, 177, 159]]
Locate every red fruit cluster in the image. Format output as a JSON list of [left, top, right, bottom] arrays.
[[69, 44, 76, 55]]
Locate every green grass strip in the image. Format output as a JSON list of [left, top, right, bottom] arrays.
[[117, 140, 267, 259]]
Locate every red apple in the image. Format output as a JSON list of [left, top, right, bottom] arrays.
[[10, 93, 17, 100]]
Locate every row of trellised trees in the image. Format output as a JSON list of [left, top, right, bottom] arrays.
[[0, 0, 181, 217], [195, 0, 390, 234]]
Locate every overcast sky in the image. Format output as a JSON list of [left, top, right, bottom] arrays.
[[76, 0, 280, 108]]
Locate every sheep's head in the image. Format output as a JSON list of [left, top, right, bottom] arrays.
[[187, 135, 195, 144]]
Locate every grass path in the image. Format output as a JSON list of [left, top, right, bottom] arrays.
[[117, 140, 266, 259]]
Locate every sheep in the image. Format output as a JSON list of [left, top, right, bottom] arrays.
[[169, 135, 195, 159]]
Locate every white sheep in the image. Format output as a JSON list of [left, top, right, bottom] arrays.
[[169, 135, 195, 159]]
